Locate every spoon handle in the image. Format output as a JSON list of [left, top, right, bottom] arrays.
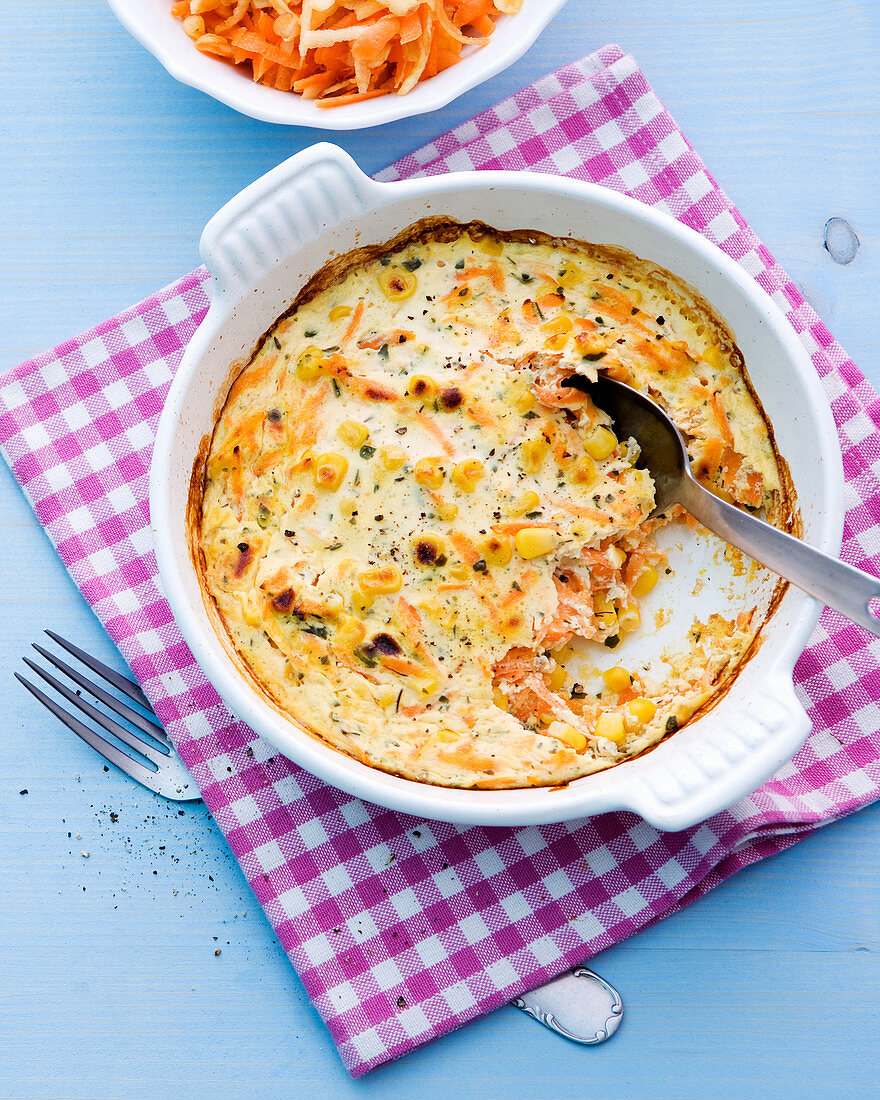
[[678, 477, 880, 637]]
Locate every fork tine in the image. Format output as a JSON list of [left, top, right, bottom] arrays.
[[31, 643, 169, 748], [44, 630, 153, 713], [15, 672, 161, 787], [21, 658, 170, 768]]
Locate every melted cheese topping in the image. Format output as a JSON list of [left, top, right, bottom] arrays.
[[199, 223, 784, 789]]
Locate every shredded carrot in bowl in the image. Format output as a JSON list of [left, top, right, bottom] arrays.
[[170, 0, 523, 106]]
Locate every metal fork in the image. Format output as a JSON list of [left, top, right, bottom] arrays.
[[16, 631, 199, 802]]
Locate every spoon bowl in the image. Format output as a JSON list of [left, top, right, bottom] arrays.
[[585, 374, 880, 637]]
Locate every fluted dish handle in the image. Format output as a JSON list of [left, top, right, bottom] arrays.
[[200, 144, 376, 299]]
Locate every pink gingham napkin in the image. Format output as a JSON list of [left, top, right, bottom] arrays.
[[3, 44, 880, 1076]]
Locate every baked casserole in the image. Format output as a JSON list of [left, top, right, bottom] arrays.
[[196, 220, 789, 789]]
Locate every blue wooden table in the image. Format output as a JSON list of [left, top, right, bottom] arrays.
[[2, 2, 879, 1096]]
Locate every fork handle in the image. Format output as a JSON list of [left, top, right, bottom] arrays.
[[679, 476, 880, 637]]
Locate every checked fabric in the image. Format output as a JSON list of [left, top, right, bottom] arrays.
[[2, 44, 880, 1077]]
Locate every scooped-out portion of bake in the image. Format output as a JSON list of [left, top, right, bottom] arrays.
[[197, 219, 789, 789]]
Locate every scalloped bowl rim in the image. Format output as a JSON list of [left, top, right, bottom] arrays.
[[105, 0, 569, 129]]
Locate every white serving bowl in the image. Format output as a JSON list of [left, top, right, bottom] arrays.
[[151, 143, 843, 829], [106, 0, 568, 129]]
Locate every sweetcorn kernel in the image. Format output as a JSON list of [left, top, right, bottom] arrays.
[[606, 545, 627, 569], [584, 425, 618, 460], [515, 527, 559, 560], [626, 697, 657, 725], [593, 592, 616, 621], [407, 375, 438, 403], [557, 262, 585, 289], [336, 419, 369, 448], [520, 437, 549, 473], [578, 333, 607, 358], [595, 712, 627, 744], [339, 497, 357, 517], [417, 677, 441, 698], [358, 564, 403, 594], [569, 456, 597, 485], [514, 387, 537, 414], [480, 533, 513, 567], [507, 490, 540, 518], [540, 314, 574, 336], [546, 721, 588, 753], [706, 481, 736, 504], [435, 499, 458, 522], [617, 601, 641, 635], [313, 453, 348, 492], [241, 595, 263, 630], [329, 305, 352, 322], [411, 533, 446, 568], [451, 459, 485, 491], [474, 235, 504, 256], [351, 590, 374, 614], [380, 446, 407, 470], [334, 615, 367, 649], [414, 457, 445, 490], [632, 565, 659, 597], [602, 666, 632, 693], [296, 346, 324, 382], [374, 684, 399, 708], [378, 268, 417, 301], [702, 345, 725, 369], [547, 665, 567, 692], [546, 333, 570, 352]]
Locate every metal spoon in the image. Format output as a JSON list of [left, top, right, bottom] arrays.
[[586, 375, 880, 637]]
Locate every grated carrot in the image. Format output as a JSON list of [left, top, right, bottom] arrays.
[[172, 0, 523, 106]]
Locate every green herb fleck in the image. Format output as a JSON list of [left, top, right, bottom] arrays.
[[354, 647, 377, 668], [359, 445, 376, 459]]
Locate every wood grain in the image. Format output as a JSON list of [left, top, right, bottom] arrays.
[[1, 1, 879, 1095]]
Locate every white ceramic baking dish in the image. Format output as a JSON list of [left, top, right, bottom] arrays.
[[106, 0, 568, 129], [150, 143, 843, 829]]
